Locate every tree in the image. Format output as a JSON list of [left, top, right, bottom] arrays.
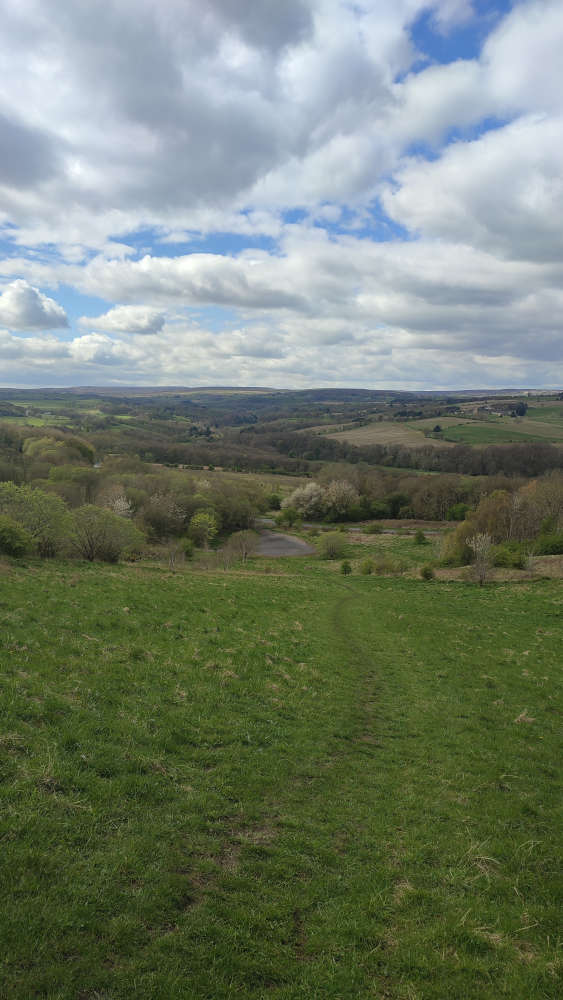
[[276, 506, 299, 527], [189, 509, 219, 549], [317, 531, 347, 560], [468, 532, 492, 586], [282, 482, 326, 520], [0, 515, 32, 557], [0, 482, 69, 557], [70, 505, 145, 562], [324, 480, 360, 521], [228, 529, 259, 563], [142, 491, 187, 539]]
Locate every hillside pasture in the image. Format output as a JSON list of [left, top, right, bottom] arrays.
[[1, 560, 560, 999]]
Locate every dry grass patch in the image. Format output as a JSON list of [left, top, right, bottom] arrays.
[[325, 421, 454, 448]]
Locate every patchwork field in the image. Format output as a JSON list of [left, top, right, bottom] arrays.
[[322, 412, 563, 448], [0, 557, 561, 999]]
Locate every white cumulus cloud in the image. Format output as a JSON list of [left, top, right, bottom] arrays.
[[0, 279, 68, 330], [79, 304, 166, 335]]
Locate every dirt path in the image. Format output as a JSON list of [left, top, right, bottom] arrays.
[[256, 529, 316, 557]]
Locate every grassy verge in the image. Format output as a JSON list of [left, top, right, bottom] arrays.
[[0, 562, 561, 998]]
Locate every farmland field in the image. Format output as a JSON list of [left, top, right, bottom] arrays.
[[442, 421, 563, 445], [325, 421, 454, 448], [525, 404, 563, 426], [0, 558, 561, 999]]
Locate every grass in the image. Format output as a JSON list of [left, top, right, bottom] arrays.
[[192, 468, 308, 496], [0, 560, 561, 998], [525, 405, 563, 426]]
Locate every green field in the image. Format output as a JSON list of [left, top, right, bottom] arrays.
[[1, 559, 561, 999], [526, 405, 563, 426], [441, 422, 555, 445]]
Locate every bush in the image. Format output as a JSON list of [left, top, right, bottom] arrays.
[[189, 509, 219, 548], [374, 555, 405, 576], [359, 558, 374, 575], [420, 563, 435, 580], [440, 523, 474, 566], [534, 531, 563, 555], [492, 541, 527, 568], [70, 506, 145, 562], [363, 522, 383, 534], [340, 560, 352, 575], [267, 493, 282, 510], [276, 506, 298, 527], [181, 537, 195, 559], [317, 531, 347, 560], [0, 515, 32, 557], [370, 500, 391, 518], [414, 529, 429, 545], [0, 482, 69, 557], [446, 502, 471, 521]]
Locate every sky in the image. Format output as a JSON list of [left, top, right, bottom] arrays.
[[0, 0, 562, 390]]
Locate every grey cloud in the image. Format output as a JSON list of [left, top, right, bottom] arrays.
[[207, 0, 312, 52], [0, 111, 60, 188]]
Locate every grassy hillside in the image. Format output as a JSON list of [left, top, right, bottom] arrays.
[[1, 561, 561, 999]]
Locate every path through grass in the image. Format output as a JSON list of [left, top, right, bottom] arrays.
[[0, 564, 561, 998]]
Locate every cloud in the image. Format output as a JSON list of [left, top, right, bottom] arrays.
[[0, 280, 68, 330], [0, 0, 488, 248], [81, 253, 309, 311], [0, 1, 562, 389], [0, 111, 61, 188], [382, 115, 563, 262], [0, 328, 69, 363], [80, 304, 166, 335], [69, 333, 142, 366]]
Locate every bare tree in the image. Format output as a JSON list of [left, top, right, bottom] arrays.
[[229, 529, 259, 563], [468, 532, 493, 586], [166, 538, 185, 571]]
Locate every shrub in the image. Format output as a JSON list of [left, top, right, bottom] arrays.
[[181, 537, 195, 559], [420, 564, 435, 580], [189, 509, 219, 548], [440, 523, 474, 566], [0, 482, 70, 557], [363, 522, 383, 534], [359, 558, 374, 575], [0, 515, 32, 557], [446, 502, 470, 521], [414, 529, 429, 545], [317, 531, 347, 560], [534, 531, 563, 555], [276, 506, 298, 527], [70, 506, 145, 562], [492, 541, 527, 568], [267, 493, 282, 510], [370, 500, 391, 518], [340, 560, 352, 575], [374, 555, 405, 576]]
